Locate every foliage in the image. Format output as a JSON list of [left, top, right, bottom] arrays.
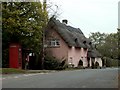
[[89, 32, 119, 67], [118, 29, 120, 60], [119, 74, 120, 87], [103, 33, 118, 59], [2, 49, 9, 68], [2, 2, 48, 67], [2, 2, 48, 51], [44, 55, 67, 70], [105, 57, 119, 67], [89, 32, 108, 48], [89, 32, 118, 60]]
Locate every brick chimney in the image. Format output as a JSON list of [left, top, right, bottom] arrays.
[[62, 19, 68, 24]]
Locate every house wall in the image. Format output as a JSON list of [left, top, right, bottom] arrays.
[[46, 28, 88, 67], [90, 58, 92, 67], [46, 28, 69, 62], [68, 47, 88, 67], [95, 58, 102, 67], [89, 57, 102, 67]]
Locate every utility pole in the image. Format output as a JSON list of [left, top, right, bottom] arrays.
[[41, 0, 47, 70], [118, 2, 120, 66], [117, 28, 120, 67]]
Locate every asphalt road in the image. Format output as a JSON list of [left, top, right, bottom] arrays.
[[2, 68, 119, 88]]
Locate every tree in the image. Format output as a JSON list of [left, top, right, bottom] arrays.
[[103, 33, 118, 59], [2, 2, 48, 68], [89, 32, 108, 48], [118, 29, 120, 60], [89, 32, 118, 59]]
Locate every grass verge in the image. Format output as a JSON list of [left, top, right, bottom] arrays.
[[1, 68, 57, 74], [1, 68, 26, 74]]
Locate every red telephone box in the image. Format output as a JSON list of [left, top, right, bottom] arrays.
[[9, 43, 22, 69]]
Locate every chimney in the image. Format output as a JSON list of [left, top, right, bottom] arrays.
[[62, 19, 68, 24]]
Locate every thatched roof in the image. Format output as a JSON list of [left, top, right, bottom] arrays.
[[87, 49, 102, 58], [47, 17, 91, 48], [47, 17, 101, 58]]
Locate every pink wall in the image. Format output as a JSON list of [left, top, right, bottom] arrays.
[[46, 29, 69, 62], [46, 28, 88, 67], [68, 47, 88, 67]]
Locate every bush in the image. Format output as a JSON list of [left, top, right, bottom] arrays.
[[118, 74, 120, 88], [106, 57, 119, 67], [44, 55, 67, 70], [2, 49, 9, 68]]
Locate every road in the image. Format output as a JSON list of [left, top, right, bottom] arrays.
[[2, 68, 119, 88]]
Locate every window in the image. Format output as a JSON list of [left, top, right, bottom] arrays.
[[48, 39, 60, 47], [89, 42, 92, 45], [83, 41, 86, 44]]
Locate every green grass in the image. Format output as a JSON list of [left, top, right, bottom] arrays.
[[1, 68, 75, 74], [1, 68, 57, 74], [2, 68, 26, 74]]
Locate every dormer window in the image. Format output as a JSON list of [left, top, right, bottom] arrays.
[[89, 42, 92, 45], [75, 38, 77, 42], [83, 41, 86, 44]]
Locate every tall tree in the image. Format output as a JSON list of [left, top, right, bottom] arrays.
[[117, 29, 120, 60], [2, 2, 48, 67], [99, 33, 118, 59], [89, 32, 118, 59], [89, 32, 108, 49]]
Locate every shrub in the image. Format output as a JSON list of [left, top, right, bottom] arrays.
[[118, 74, 120, 87], [106, 57, 119, 67], [106, 57, 111, 67], [44, 55, 67, 70]]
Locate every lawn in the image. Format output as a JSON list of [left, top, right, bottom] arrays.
[[1, 68, 57, 74], [1, 68, 26, 74]]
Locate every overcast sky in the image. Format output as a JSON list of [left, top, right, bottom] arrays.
[[47, 0, 119, 37]]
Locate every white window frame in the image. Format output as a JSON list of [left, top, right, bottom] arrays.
[[48, 39, 60, 47]]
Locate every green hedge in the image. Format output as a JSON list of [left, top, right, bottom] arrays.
[[105, 57, 119, 67]]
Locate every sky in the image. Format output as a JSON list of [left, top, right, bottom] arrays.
[[119, 1, 120, 29], [46, 0, 120, 37]]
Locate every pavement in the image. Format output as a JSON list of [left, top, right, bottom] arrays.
[[1, 68, 119, 88]]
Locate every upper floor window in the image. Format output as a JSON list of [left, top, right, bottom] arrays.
[[89, 42, 92, 45], [48, 39, 60, 47], [83, 41, 86, 44]]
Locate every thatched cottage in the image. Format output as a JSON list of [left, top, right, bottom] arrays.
[[45, 17, 102, 68]]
